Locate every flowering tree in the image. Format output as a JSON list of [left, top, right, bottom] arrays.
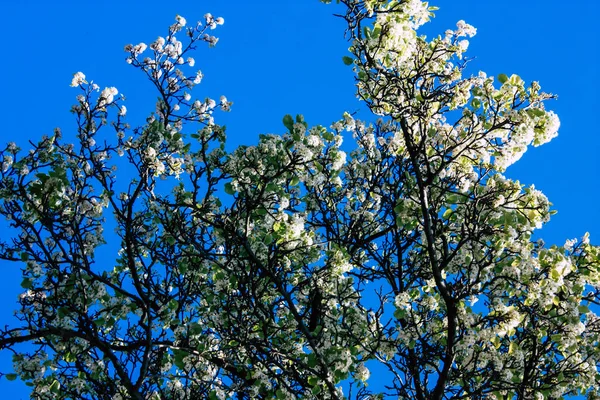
[[0, 1, 599, 399]]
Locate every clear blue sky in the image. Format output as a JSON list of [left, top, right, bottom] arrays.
[[0, 1, 598, 398]]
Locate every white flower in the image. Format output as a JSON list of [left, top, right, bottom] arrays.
[[193, 71, 203, 85], [70, 72, 87, 87], [540, 111, 560, 145], [355, 363, 370, 381], [99, 87, 118, 106], [456, 20, 477, 37], [279, 197, 290, 211], [306, 135, 321, 147], [582, 232, 590, 245], [216, 17, 224, 25], [332, 150, 346, 170], [119, 105, 127, 116], [395, 292, 411, 310], [2, 155, 13, 172], [151, 37, 166, 51], [289, 215, 305, 239], [469, 295, 479, 307], [564, 238, 577, 252], [154, 161, 166, 175], [206, 35, 219, 46], [175, 15, 187, 27], [145, 147, 157, 159], [132, 43, 147, 57], [187, 57, 195, 67]]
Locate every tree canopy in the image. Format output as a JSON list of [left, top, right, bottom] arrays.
[[0, 1, 599, 399]]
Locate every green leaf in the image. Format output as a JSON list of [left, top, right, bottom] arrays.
[[224, 182, 235, 195], [264, 234, 273, 245], [255, 208, 267, 216], [342, 56, 353, 66], [322, 131, 334, 141], [363, 26, 370, 39], [550, 334, 562, 342], [394, 309, 407, 320], [393, 202, 404, 214], [308, 376, 319, 386], [49, 380, 60, 393], [35, 173, 48, 183], [442, 209, 453, 220], [498, 73, 509, 84], [57, 307, 70, 318], [334, 369, 348, 382], [282, 114, 294, 131], [529, 108, 545, 117], [372, 26, 381, 39], [5, 373, 17, 381], [20, 278, 33, 289], [578, 305, 590, 314], [405, 219, 418, 230], [491, 336, 501, 349], [508, 74, 524, 86], [172, 349, 187, 369], [189, 322, 203, 335]]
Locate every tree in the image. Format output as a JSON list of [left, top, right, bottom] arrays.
[[0, 1, 598, 399]]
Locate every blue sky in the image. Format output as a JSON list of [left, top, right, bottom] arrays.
[[0, 0, 598, 397]]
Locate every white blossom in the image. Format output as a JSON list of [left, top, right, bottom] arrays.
[[70, 72, 87, 87]]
